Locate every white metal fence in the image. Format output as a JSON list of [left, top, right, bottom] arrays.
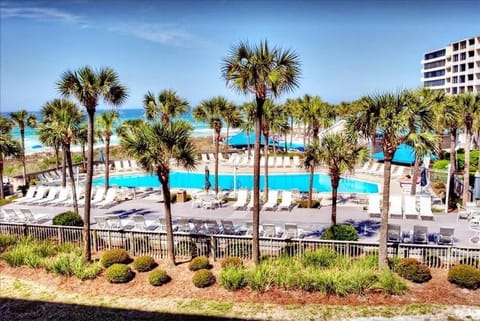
[[1, 222, 479, 269]]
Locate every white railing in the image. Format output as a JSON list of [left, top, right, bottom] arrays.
[[0, 222, 479, 269]]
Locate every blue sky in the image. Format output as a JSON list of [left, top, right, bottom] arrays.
[[1, 0, 478, 112]]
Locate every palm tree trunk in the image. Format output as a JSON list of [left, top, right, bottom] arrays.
[[264, 133, 269, 201], [252, 97, 263, 265], [55, 146, 60, 170], [0, 156, 4, 199], [463, 129, 472, 205], [289, 116, 294, 148], [225, 125, 230, 158], [379, 152, 393, 269], [308, 165, 314, 208], [214, 127, 220, 193], [61, 148, 67, 187], [82, 144, 86, 170], [410, 157, 420, 196], [158, 169, 175, 265], [20, 128, 27, 186], [331, 176, 339, 226], [247, 130, 251, 158], [65, 143, 79, 214], [448, 129, 457, 209], [83, 109, 95, 262], [105, 137, 110, 191]]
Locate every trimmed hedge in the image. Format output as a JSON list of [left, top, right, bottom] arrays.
[[52, 211, 83, 227], [396, 258, 431, 283], [448, 264, 480, 289], [149, 269, 171, 286], [100, 249, 130, 268], [321, 225, 359, 241], [105, 263, 134, 284], [192, 269, 216, 288], [133, 256, 156, 272], [188, 256, 210, 271]]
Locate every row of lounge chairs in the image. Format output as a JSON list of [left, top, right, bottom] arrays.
[[202, 153, 302, 168], [232, 190, 294, 211], [94, 159, 140, 173], [387, 223, 454, 245], [1, 208, 48, 224], [13, 185, 122, 209], [356, 162, 405, 178], [368, 194, 434, 220]]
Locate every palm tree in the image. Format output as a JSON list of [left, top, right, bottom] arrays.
[[143, 90, 189, 123], [305, 134, 368, 225], [302, 142, 323, 209], [298, 94, 332, 141], [9, 110, 37, 186], [120, 120, 197, 264], [96, 110, 120, 191], [193, 96, 234, 193], [347, 90, 426, 269], [223, 104, 243, 157], [456, 93, 480, 205], [0, 116, 20, 199], [283, 98, 301, 149], [222, 40, 301, 264], [240, 101, 256, 158], [57, 66, 127, 262]]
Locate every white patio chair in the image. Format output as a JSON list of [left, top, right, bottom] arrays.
[[413, 225, 428, 244], [419, 196, 434, 221], [232, 189, 248, 210], [437, 226, 454, 245], [262, 190, 279, 211], [95, 188, 119, 208], [20, 208, 47, 224], [404, 195, 419, 219], [283, 156, 291, 168], [387, 223, 401, 242], [33, 186, 59, 205], [262, 224, 276, 238], [388, 194, 403, 219], [13, 186, 37, 204], [367, 194, 381, 218], [278, 191, 294, 211], [220, 220, 236, 235], [49, 187, 71, 206], [24, 186, 48, 204]]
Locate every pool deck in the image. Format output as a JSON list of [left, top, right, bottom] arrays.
[[3, 163, 479, 248]]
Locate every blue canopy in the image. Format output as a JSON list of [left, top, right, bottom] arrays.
[[372, 144, 417, 165], [228, 132, 266, 147]]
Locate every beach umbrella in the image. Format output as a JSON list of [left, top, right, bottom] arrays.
[[204, 166, 211, 192], [99, 149, 105, 164]]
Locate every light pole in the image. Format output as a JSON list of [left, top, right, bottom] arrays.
[[233, 157, 240, 196], [445, 164, 451, 214]]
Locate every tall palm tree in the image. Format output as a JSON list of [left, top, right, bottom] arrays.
[[57, 66, 127, 262], [143, 89, 189, 123], [96, 110, 120, 191], [0, 116, 20, 199], [302, 141, 323, 209], [348, 90, 425, 269], [9, 110, 37, 186], [120, 120, 197, 264], [222, 40, 301, 264], [38, 124, 62, 171], [283, 98, 300, 149], [456, 92, 480, 205], [193, 96, 234, 193], [305, 134, 368, 225], [298, 94, 332, 141]]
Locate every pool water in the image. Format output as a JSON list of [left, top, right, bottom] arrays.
[[93, 171, 379, 194]]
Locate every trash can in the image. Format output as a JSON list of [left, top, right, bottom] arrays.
[[177, 189, 187, 203]]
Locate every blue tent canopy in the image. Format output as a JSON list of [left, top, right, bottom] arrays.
[[372, 144, 417, 165], [227, 132, 267, 147]]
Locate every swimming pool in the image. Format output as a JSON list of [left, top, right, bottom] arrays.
[[93, 171, 379, 194]]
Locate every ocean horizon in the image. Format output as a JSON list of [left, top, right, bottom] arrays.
[[1, 109, 222, 154]]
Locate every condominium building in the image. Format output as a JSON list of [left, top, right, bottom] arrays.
[[421, 36, 480, 95]]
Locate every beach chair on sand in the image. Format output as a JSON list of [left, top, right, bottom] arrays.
[[278, 191, 294, 211], [232, 190, 248, 210], [388, 195, 403, 219], [367, 194, 381, 218], [413, 225, 428, 244], [436, 226, 454, 245], [387, 224, 401, 242]]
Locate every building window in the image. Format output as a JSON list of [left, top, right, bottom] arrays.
[[460, 53, 466, 60], [468, 50, 474, 57], [453, 43, 459, 50], [460, 64, 466, 72], [424, 79, 445, 87], [467, 86, 473, 92], [453, 65, 458, 72], [453, 54, 459, 62], [424, 60, 445, 69], [469, 38, 475, 45], [453, 87, 458, 94], [424, 49, 446, 60], [468, 62, 474, 69], [453, 76, 458, 83], [460, 75, 465, 83], [424, 70, 445, 78], [460, 41, 466, 49], [468, 74, 474, 81]]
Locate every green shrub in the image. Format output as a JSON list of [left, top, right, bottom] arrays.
[[396, 258, 432, 283], [192, 269, 216, 288], [72, 260, 102, 280], [56, 242, 83, 256], [458, 257, 479, 268], [296, 200, 320, 208], [220, 266, 247, 290], [43, 253, 76, 276], [100, 249, 130, 268], [149, 269, 171, 286], [301, 248, 337, 268], [221, 256, 243, 269], [2, 238, 55, 268], [374, 269, 408, 295], [0, 234, 18, 252], [432, 159, 449, 170], [188, 256, 210, 271], [105, 263, 134, 284], [52, 211, 83, 227], [448, 264, 480, 289], [226, 241, 252, 258], [133, 256, 156, 272], [247, 262, 273, 292], [321, 225, 359, 241]]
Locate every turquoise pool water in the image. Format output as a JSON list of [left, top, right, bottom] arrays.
[[93, 171, 379, 193]]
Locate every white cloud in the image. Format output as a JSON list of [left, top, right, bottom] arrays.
[[1, 4, 84, 25], [109, 23, 206, 48]]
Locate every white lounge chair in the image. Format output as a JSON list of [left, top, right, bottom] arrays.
[[437, 226, 454, 245], [32, 186, 59, 205], [94, 216, 109, 229], [49, 187, 71, 206], [278, 191, 293, 211], [89, 187, 106, 207], [132, 215, 148, 230], [387, 223, 402, 242], [413, 225, 428, 244], [201, 154, 210, 163], [114, 160, 124, 172], [95, 188, 119, 208], [13, 186, 37, 204], [388, 195, 403, 219], [275, 156, 283, 168], [284, 223, 303, 239], [283, 156, 291, 168], [262, 190, 279, 211], [220, 220, 236, 235], [246, 191, 256, 211], [356, 162, 371, 174], [366, 163, 381, 175], [20, 208, 47, 224], [232, 190, 248, 210], [25, 186, 49, 204], [419, 196, 434, 221], [404, 195, 419, 219], [373, 163, 385, 176], [122, 159, 132, 171], [3, 208, 24, 222], [367, 194, 381, 218], [129, 159, 140, 171], [205, 219, 220, 234], [292, 155, 300, 167], [262, 224, 276, 237], [267, 156, 274, 167]]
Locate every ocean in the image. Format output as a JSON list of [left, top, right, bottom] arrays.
[[1, 109, 217, 154]]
